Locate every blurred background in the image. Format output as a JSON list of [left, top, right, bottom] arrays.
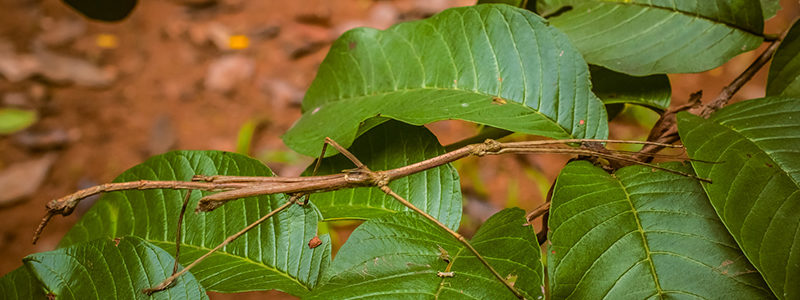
[[0, 0, 797, 298]]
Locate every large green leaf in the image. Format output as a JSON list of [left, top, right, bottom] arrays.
[[283, 4, 608, 157], [548, 161, 774, 299], [307, 121, 462, 230], [589, 65, 670, 112], [767, 21, 800, 97], [23, 236, 207, 299], [0, 267, 47, 299], [59, 151, 330, 296], [308, 208, 543, 299], [538, 0, 764, 75], [678, 97, 800, 299]]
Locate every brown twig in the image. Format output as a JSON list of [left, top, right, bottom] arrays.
[[143, 196, 298, 295], [172, 190, 192, 275], [698, 40, 782, 118], [637, 26, 788, 161], [34, 139, 710, 242]]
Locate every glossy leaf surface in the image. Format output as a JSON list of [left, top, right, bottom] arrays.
[[59, 151, 330, 296], [24, 236, 207, 299], [539, 0, 764, 75], [678, 97, 800, 299], [308, 209, 543, 299], [283, 4, 607, 157], [548, 161, 774, 299]]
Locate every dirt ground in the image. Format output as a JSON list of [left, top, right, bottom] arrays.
[[0, 0, 797, 299]]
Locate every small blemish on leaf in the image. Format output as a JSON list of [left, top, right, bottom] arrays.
[[47, 292, 56, 300], [579, 119, 585, 125], [308, 236, 322, 249], [311, 107, 321, 115], [491, 96, 507, 105], [766, 163, 773, 168], [551, 250, 556, 254], [437, 271, 454, 278], [113, 237, 121, 247], [746, 153, 752, 158], [497, 77, 503, 82], [461, 103, 469, 107], [559, 50, 564, 57], [349, 41, 357, 50]]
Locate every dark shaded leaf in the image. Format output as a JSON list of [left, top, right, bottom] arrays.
[[767, 21, 800, 97], [62, 0, 137, 22], [0, 267, 47, 300], [308, 121, 462, 230], [590, 65, 670, 112], [549, 161, 774, 299], [539, 0, 764, 75], [678, 97, 800, 299]]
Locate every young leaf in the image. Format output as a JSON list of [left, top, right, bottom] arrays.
[[0, 108, 37, 135], [0, 267, 47, 299], [539, 0, 764, 75], [308, 209, 543, 299], [767, 21, 800, 97], [307, 121, 462, 230], [59, 151, 330, 296], [590, 65, 671, 112], [678, 97, 800, 299], [283, 4, 608, 157], [23, 236, 207, 299], [548, 161, 774, 299]]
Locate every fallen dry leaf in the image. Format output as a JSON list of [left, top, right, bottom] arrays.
[[0, 154, 57, 207]]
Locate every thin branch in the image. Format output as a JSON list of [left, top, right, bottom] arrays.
[[172, 190, 192, 275], [35, 139, 711, 242], [379, 185, 523, 299], [699, 39, 782, 118], [143, 196, 298, 295]]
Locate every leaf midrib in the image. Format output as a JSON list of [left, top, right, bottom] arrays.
[[614, 176, 664, 299], [562, 1, 763, 37]]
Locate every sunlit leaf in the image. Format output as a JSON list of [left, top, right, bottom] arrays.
[[283, 4, 607, 157], [0, 108, 37, 135], [678, 97, 800, 299], [59, 151, 330, 296], [549, 161, 774, 299]]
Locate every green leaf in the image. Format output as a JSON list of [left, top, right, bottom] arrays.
[[0, 267, 47, 299], [308, 208, 543, 299], [678, 97, 800, 299], [540, 0, 764, 75], [307, 121, 462, 230], [59, 151, 330, 296], [590, 65, 670, 112], [477, 0, 528, 8], [767, 21, 800, 97], [761, 0, 781, 19], [548, 161, 774, 299], [0, 108, 37, 135], [62, 0, 137, 21], [283, 4, 608, 157], [23, 236, 207, 299]]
